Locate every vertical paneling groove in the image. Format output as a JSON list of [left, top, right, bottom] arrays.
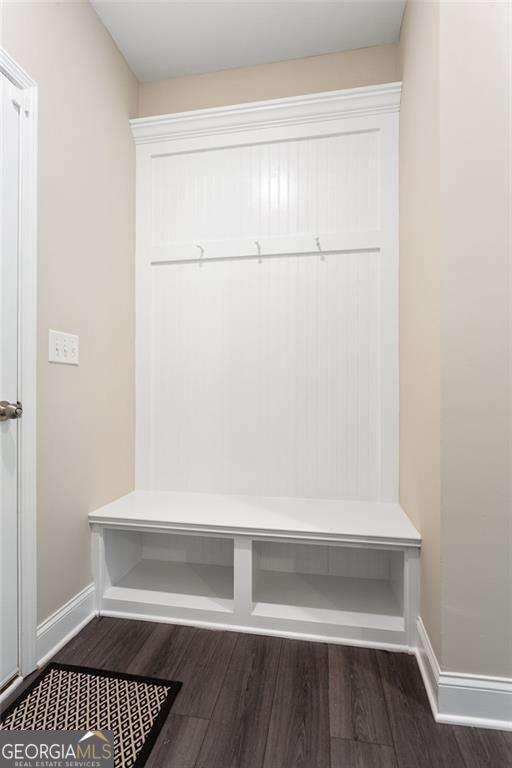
[[151, 133, 380, 246], [151, 250, 385, 498], [141, 121, 397, 501]]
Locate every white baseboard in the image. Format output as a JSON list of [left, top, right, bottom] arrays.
[[0, 675, 24, 705], [415, 617, 512, 731], [31, 595, 512, 731], [100, 607, 411, 653], [36, 583, 96, 666]]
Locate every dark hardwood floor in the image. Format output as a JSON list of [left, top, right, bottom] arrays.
[[2, 617, 511, 768]]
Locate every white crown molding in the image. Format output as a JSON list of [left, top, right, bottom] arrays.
[[0, 48, 36, 89], [130, 81, 402, 144], [416, 617, 512, 731]]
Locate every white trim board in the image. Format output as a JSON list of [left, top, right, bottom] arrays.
[[415, 617, 512, 731], [0, 675, 24, 706], [36, 583, 96, 667], [0, 48, 38, 677], [130, 82, 402, 144]]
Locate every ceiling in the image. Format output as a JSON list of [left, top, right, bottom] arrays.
[[92, 1, 405, 83]]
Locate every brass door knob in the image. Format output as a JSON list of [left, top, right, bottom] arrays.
[[0, 401, 23, 421]]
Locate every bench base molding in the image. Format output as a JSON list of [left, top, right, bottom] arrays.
[[100, 606, 412, 653]]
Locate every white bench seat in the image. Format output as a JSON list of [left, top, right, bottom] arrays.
[[89, 490, 420, 548], [89, 491, 420, 651]]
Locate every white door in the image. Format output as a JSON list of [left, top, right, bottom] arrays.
[[0, 71, 24, 688]]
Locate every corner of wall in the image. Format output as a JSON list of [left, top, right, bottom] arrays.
[[397, 0, 442, 661]]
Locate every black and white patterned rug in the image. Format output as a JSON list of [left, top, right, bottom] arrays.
[[0, 662, 182, 768]]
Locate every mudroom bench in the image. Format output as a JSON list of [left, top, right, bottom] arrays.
[[89, 491, 421, 651]]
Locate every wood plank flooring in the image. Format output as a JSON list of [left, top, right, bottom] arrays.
[[2, 617, 511, 768]]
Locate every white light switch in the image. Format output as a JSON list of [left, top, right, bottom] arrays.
[[48, 329, 79, 365]]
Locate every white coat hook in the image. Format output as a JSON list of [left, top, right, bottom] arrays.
[[254, 240, 262, 263], [315, 236, 325, 261], [196, 244, 205, 267]]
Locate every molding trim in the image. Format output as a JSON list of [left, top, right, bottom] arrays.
[[130, 82, 402, 144], [0, 48, 38, 678], [88, 516, 421, 549], [36, 584, 96, 667], [0, 675, 23, 705], [100, 608, 411, 654], [416, 617, 512, 731], [0, 48, 36, 89]]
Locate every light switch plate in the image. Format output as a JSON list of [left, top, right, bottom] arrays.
[[48, 329, 79, 365]]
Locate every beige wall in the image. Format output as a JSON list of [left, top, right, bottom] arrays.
[[139, 44, 400, 116], [1, 1, 137, 622], [400, 1, 511, 677], [398, 1, 442, 658], [439, 0, 511, 677]]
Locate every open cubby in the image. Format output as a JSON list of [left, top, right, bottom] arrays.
[[252, 541, 404, 630], [91, 491, 420, 648], [103, 529, 234, 613]]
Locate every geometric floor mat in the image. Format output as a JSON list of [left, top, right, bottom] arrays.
[[0, 662, 182, 768]]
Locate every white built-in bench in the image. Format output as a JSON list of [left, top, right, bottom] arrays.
[[89, 492, 421, 651]]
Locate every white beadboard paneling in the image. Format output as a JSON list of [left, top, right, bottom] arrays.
[[254, 541, 329, 575], [141, 532, 233, 566], [135, 87, 399, 502], [254, 540, 401, 581], [150, 249, 385, 498], [328, 546, 399, 581], [151, 131, 380, 248]]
